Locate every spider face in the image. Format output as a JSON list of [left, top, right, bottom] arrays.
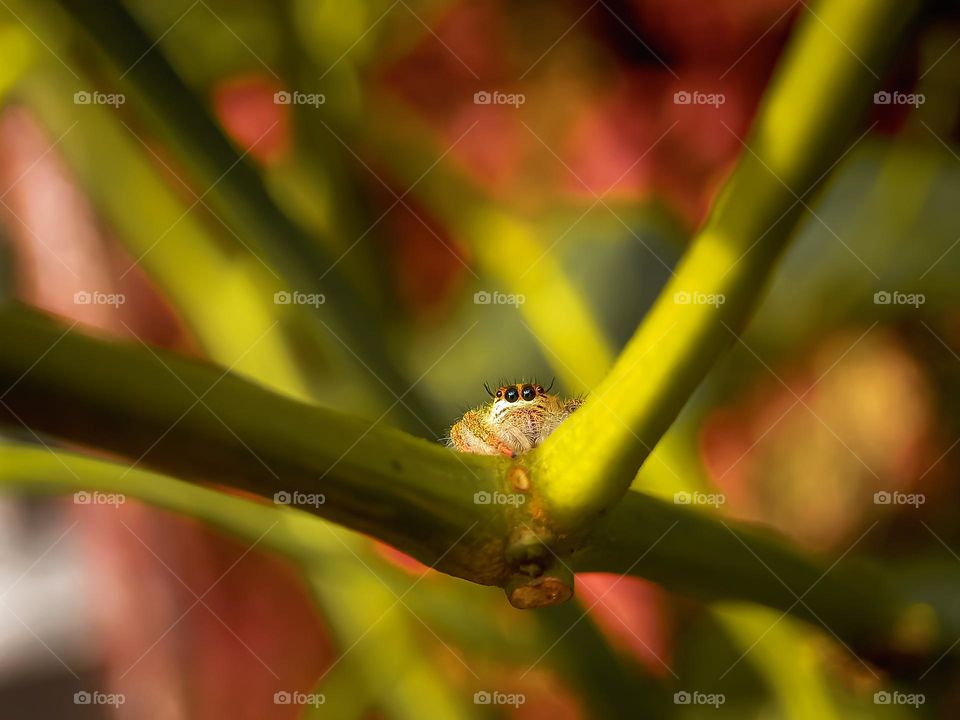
[[493, 383, 542, 403], [448, 379, 582, 457], [488, 383, 548, 424]]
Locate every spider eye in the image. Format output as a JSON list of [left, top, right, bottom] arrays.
[[496, 390, 502, 398], [504, 387, 519, 403], [521, 384, 536, 401]]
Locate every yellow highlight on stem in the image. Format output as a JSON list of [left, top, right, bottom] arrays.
[[468, 209, 614, 393]]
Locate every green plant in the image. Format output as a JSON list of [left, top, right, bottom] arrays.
[[0, 0, 953, 710]]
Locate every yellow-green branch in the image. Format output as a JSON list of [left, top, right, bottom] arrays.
[[1, 305, 955, 666], [0, 305, 508, 584], [532, 0, 923, 534]]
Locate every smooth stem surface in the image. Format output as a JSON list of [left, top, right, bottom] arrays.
[[575, 492, 918, 652], [533, 0, 922, 534], [1, 443, 949, 661], [360, 101, 616, 393], [21, 65, 320, 401], [0, 445, 673, 716], [4, 306, 955, 660], [48, 0, 435, 431], [0, 305, 508, 584]]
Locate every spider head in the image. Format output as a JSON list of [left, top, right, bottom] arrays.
[[486, 382, 552, 421]]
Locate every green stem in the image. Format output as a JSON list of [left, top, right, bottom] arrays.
[[19, 64, 322, 401], [2, 307, 954, 663], [0, 305, 507, 584], [0, 440, 949, 664], [46, 0, 437, 430], [532, 0, 923, 534], [0, 442, 671, 716], [361, 99, 617, 394], [574, 492, 911, 652]]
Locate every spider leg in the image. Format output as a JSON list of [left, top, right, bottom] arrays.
[[449, 410, 517, 457]]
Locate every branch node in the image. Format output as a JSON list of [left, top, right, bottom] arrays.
[[509, 466, 531, 492], [505, 565, 574, 609]]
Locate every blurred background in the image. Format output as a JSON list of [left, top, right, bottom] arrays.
[[0, 0, 959, 717]]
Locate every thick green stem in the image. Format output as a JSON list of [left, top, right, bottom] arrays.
[[573, 492, 933, 656], [2, 305, 955, 664], [0, 305, 507, 584], [532, 0, 923, 534], [0, 441, 950, 663], [45, 0, 436, 430]]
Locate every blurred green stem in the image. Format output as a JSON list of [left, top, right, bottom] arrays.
[[361, 101, 616, 394], [47, 0, 437, 430], [571, 491, 907, 652], [0, 0, 944, 674], [532, 0, 923, 535], [0, 305, 950, 662], [0, 305, 507, 583]]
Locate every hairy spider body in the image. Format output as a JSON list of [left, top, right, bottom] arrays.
[[448, 382, 583, 458]]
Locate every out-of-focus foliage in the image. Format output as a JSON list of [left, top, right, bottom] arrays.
[[0, 0, 958, 718]]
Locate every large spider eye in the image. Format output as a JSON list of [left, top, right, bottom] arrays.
[[521, 384, 536, 401], [504, 387, 519, 403]]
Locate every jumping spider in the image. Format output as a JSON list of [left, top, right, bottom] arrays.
[[448, 381, 584, 458]]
